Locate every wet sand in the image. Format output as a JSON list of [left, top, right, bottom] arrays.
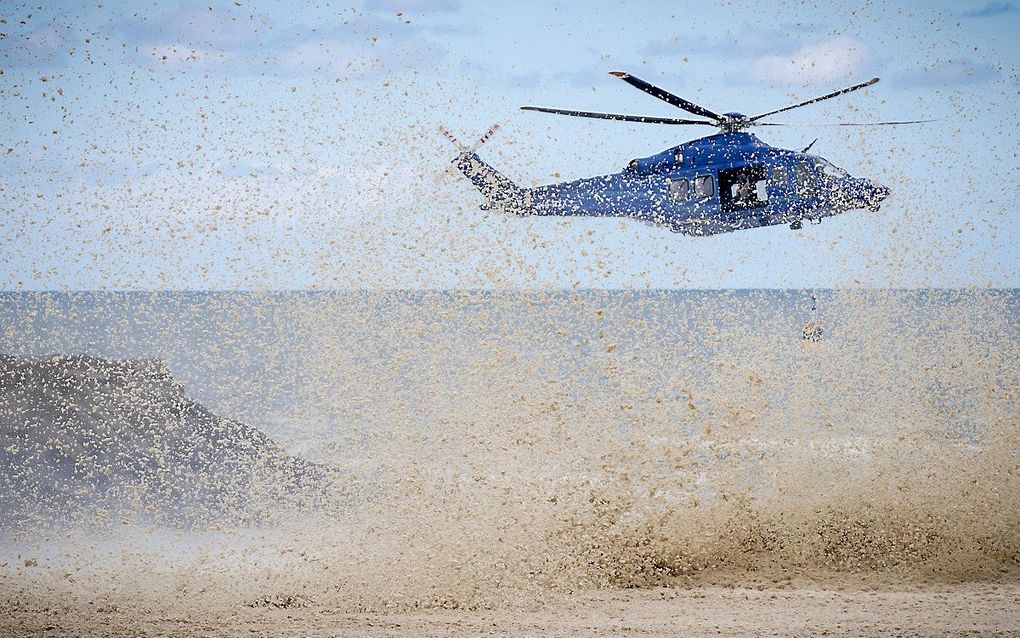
[[4, 583, 1019, 637]]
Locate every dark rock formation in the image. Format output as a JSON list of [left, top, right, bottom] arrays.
[[0, 354, 337, 527]]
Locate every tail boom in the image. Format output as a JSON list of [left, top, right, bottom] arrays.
[[440, 124, 530, 213], [453, 151, 530, 212]]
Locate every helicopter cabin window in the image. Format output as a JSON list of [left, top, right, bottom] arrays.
[[770, 165, 790, 186], [719, 165, 768, 213], [667, 178, 689, 201], [693, 175, 714, 199]]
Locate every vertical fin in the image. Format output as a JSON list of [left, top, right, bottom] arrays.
[[439, 124, 528, 213]]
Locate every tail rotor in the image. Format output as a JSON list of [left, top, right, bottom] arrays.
[[437, 123, 526, 213], [438, 123, 501, 155]]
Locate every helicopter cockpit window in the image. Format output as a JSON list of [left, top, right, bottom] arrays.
[[667, 178, 689, 201], [815, 159, 848, 179], [693, 175, 714, 199]]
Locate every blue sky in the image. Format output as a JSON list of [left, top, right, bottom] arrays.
[[1, 0, 1017, 289]]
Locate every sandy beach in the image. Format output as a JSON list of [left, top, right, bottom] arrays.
[[4, 583, 1019, 637]]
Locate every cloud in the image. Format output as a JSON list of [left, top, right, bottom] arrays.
[[276, 38, 384, 76], [363, 0, 460, 11], [139, 43, 243, 71], [119, 2, 271, 70], [749, 37, 875, 85], [894, 58, 1000, 87], [959, 2, 1018, 18], [275, 23, 444, 76], [126, 3, 269, 49], [119, 2, 442, 77], [0, 20, 78, 68], [639, 28, 876, 88], [642, 31, 781, 60], [640, 23, 826, 61], [551, 68, 609, 88]]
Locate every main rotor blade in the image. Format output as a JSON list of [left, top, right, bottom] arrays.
[[761, 119, 936, 127], [609, 71, 724, 121], [520, 106, 716, 125], [748, 78, 880, 122]]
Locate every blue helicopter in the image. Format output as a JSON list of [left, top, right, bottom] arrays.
[[443, 72, 930, 235]]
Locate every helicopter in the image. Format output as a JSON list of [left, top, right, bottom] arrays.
[[441, 72, 930, 235]]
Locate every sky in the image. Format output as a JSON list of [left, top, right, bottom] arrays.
[[0, 0, 1018, 289]]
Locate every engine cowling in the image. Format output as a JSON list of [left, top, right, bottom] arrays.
[[626, 149, 679, 176]]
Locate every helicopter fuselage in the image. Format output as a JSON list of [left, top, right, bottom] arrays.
[[500, 132, 889, 235]]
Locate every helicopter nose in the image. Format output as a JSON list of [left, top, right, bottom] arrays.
[[833, 179, 889, 212], [868, 183, 891, 211]]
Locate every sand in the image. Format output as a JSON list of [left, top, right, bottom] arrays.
[[4, 583, 1019, 637], [2, 292, 1018, 636]]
